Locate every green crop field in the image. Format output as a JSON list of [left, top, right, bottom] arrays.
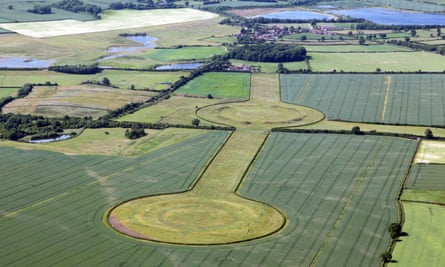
[[0, 70, 185, 90], [175, 72, 250, 99], [118, 96, 220, 125], [0, 132, 416, 266], [309, 52, 445, 72], [389, 202, 445, 267], [230, 59, 308, 73], [0, 131, 230, 266], [240, 133, 417, 266], [305, 44, 413, 52], [281, 74, 445, 127], [405, 164, 445, 190], [0, 87, 17, 98], [147, 46, 226, 62]]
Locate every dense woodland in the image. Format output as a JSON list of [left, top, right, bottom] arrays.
[[227, 43, 307, 62]]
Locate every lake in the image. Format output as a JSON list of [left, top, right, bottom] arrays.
[[100, 35, 157, 62], [0, 57, 54, 68], [330, 7, 445, 25], [108, 35, 157, 53], [155, 63, 203, 70], [258, 10, 334, 20], [29, 134, 71, 143]]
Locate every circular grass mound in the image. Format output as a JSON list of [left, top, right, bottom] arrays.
[[108, 194, 286, 245], [198, 102, 324, 129]]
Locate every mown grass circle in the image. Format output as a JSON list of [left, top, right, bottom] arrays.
[[198, 102, 324, 129], [108, 194, 286, 245]]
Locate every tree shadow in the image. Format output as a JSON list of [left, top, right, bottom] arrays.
[[400, 232, 409, 237]]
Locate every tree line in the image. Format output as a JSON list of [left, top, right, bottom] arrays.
[[52, 0, 102, 17], [48, 64, 101, 74], [226, 43, 307, 62]]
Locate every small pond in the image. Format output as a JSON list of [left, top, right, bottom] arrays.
[[29, 134, 71, 143], [0, 57, 54, 68], [100, 35, 157, 62], [155, 63, 203, 70], [107, 35, 157, 53], [330, 7, 445, 25], [257, 10, 335, 20]]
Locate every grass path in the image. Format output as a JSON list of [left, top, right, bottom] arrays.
[[109, 73, 324, 244]]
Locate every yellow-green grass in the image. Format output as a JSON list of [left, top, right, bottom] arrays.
[[175, 72, 250, 99], [0, 87, 17, 97], [0, 127, 213, 157], [296, 120, 445, 138], [0, 70, 185, 90], [305, 44, 413, 52], [389, 202, 445, 267], [147, 46, 226, 62], [109, 130, 285, 244], [110, 74, 307, 244], [419, 39, 445, 45], [415, 140, 445, 163], [230, 59, 308, 73], [200, 35, 237, 44], [197, 73, 324, 129], [0, 17, 236, 65], [401, 190, 445, 204], [3, 85, 154, 118], [198, 101, 323, 130], [118, 96, 220, 126], [309, 51, 445, 72], [0, 9, 218, 38]]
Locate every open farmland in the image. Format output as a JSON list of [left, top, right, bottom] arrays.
[[308, 52, 445, 72], [0, 132, 417, 266], [281, 74, 445, 127], [118, 96, 220, 126], [2, 85, 155, 118], [0, 9, 218, 38], [0, 87, 17, 98], [148, 46, 226, 62], [175, 72, 250, 99], [2, 1, 445, 265], [0, 128, 215, 157], [0, 70, 187, 90], [389, 202, 445, 267]]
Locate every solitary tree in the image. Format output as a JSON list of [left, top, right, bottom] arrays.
[[381, 251, 392, 263], [388, 222, 402, 239], [102, 77, 111, 86], [192, 118, 200, 127], [425, 128, 434, 139], [352, 126, 363, 135]]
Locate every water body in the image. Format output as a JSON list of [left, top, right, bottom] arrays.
[[331, 7, 445, 25], [318, 5, 336, 9], [100, 35, 157, 62], [108, 35, 157, 53], [258, 10, 335, 20], [0, 57, 54, 68], [155, 63, 203, 70], [29, 134, 71, 143]]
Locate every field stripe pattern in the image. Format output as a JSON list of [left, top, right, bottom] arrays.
[[281, 74, 445, 127]]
